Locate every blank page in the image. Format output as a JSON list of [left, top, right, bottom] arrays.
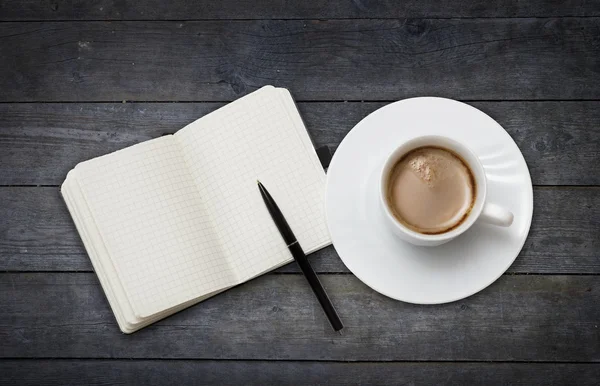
[[74, 136, 237, 318], [176, 86, 330, 283]]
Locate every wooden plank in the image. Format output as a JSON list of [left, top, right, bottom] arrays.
[[1, 19, 599, 102], [2, 0, 599, 21], [0, 187, 598, 273], [0, 273, 598, 360], [1, 102, 599, 185], [1, 360, 599, 386]]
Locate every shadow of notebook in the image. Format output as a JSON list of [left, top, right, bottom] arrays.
[[62, 86, 331, 333]]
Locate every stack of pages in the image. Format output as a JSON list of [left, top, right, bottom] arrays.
[[62, 86, 331, 333]]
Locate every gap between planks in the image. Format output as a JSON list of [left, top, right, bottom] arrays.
[[2, 271, 600, 276], [2, 185, 599, 188], [2, 16, 600, 22], [0, 358, 598, 364], [1, 99, 600, 104]]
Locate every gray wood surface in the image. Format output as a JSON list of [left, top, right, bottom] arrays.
[[1, 19, 599, 102], [1, 102, 599, 185], [2, 0, 599, 20], [2, 1, 600, 383], [1, 273, 599, 361], [2, 360, 599, 386], [1, 187, 598, 273]]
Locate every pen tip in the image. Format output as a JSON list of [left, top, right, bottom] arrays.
[[257, 179, 261, 185], [337, 329, 343, 336]]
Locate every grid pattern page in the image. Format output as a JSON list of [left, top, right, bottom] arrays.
[[75, 136, 236, 318], [177, 86, 330, 282]]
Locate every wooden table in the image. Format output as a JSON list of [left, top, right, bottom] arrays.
[[1, 1, 599, 385]]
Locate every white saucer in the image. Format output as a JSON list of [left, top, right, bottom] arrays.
[[326, 97, 533, 304]]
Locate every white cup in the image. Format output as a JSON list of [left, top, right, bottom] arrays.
[[379, 135, 513, 247]]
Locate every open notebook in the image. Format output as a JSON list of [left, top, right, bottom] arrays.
[[62, 86, 331, 333]]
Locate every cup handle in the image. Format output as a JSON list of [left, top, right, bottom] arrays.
[[479, 203, 514, 227]]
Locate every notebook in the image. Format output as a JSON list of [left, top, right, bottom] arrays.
[[62, 86, 331, 333]]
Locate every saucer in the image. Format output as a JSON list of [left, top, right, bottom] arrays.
[[325, 97, 533, 304]]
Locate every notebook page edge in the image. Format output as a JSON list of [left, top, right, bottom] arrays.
[[63, 172, 233, 333], [119, 285, 235, 333], [62, 170, 139, 333]]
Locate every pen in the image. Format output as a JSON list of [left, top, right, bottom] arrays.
[[258, 181, 344, 333]]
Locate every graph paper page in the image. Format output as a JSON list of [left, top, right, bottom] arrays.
[[74, 136, 236, 318], [176, 86, 331, 283]]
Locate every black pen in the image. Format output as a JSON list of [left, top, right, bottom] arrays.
[[257, 181, 344, 333]]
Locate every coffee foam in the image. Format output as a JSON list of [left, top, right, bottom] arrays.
[[386, 146, 476, 234], [408, 151, 450, 187]]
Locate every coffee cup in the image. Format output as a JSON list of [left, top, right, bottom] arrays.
[[379, 135, 513, 247]]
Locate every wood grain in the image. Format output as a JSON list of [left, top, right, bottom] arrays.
[[1, 0, 598, 377], [1, 102, 599, 185], [1, 19, 599, 102], [1, 187, 598, 273], [1, 360, 599, 386], [1, 0, 599, 21], [0, 273, 598, 360]]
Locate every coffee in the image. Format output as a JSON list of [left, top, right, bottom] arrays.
[[386, 146, 476, 234]]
